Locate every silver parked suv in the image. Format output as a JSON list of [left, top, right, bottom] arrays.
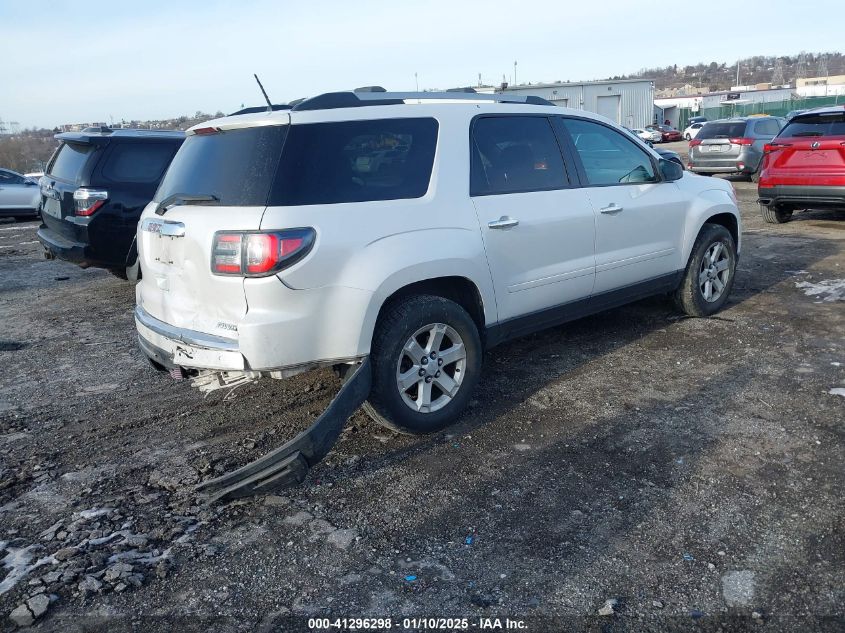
[[135, 90, 741, 437], [688, 116, 785, 181]]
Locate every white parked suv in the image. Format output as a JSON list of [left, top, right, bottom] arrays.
[[135, 90, 741, 436]]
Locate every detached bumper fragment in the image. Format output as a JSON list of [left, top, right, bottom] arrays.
[[195, 358, 372, 504]]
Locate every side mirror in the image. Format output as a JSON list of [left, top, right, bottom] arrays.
[[660, 158, 684, 182]]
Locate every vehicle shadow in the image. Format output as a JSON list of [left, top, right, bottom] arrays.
[[324, 226, 837, 477]]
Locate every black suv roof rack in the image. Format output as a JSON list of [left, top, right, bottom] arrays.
[[291, 91, 555, 112]]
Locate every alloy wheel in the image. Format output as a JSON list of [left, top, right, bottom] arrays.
[[396, 323, 466, 413], [698, 241, 731, 302]]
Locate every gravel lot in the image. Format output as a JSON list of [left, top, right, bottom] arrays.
[[1, 143, 843, 632]]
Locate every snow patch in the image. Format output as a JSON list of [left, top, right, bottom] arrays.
[[0, 545, 56, 595], [74, 507, 114, 520], [795, 279, 845, 302], [829, 388, 845, 398]]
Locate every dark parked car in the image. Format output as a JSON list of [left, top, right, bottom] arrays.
[[37, 128, 184, 279], [688, 116, 785, 181], [0, 168, 40, 220], [757, 106, 845, 223]]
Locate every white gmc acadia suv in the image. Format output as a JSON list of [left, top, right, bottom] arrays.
[[135, 90, 741, 435]]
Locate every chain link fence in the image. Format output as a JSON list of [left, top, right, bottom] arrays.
[[676, 95, 844, 131]]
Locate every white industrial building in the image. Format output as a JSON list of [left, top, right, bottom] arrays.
[[796, 75, 845, 97], [475, 79, 655, 129]]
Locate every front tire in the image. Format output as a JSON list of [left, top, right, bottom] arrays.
[[760, 204, 793, 224], [674, 224, 737, 317], [366, 295, 482, 434]]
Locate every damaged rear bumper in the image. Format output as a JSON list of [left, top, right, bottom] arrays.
[[134, 305, 373, 502], [135, 306, 245, 371], [195, 357, 371, 503]]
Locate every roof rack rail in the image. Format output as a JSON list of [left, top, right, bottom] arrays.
[[229, 104, 292, 116], [291, 91, 555, 112]]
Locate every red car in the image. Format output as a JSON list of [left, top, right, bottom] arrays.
[[757, 106, 845, 223], [646, 124, 682, 143]]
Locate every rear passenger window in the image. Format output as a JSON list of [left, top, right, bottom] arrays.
[[101, 143, 177, 183], [271, 118, 438, 206], [753, 119, 780, 137], [47, 142, 94, 183], [471, 116, 567, 195], [562, 118, 657, 186]]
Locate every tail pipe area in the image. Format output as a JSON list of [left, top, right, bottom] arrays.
[[195, 358, 371, 504]]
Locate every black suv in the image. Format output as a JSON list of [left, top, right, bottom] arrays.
[[37, 128, 184, 279]]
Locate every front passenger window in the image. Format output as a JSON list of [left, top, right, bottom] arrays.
[[562, 118, 658, 186]]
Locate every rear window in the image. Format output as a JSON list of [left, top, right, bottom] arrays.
[[155, 126, 287, 206], [780, 113, 845, 138], [101, 142, 179, 184], [270, 118, 438, 206], [697, 122, 747, 140], [47, 142, 94, 182]]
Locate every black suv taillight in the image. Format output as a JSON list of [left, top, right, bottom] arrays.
[[73, 188, 108, 216], [211, 229, 316, 277]]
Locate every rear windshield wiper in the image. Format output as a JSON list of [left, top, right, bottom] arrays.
[[154, 193, 219, 216]]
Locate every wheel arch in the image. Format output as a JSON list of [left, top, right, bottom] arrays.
[[680, 190, 742, 268], [703, 212, 739, 248], [357, 270, 494, 356]]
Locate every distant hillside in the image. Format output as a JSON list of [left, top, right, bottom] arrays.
[[609, 51, 844, 93]]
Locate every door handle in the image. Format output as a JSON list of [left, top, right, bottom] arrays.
[[599, 204, 624, 215], [488, 216, 519, 229]]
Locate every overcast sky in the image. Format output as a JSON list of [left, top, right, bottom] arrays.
[[2, 0, 844, 129]]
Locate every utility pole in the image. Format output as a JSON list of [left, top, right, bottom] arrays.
[[414, 72, 419, 92], [514, 60, 518, 86], [736, 60, 740, 87]]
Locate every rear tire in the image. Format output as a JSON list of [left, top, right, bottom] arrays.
[[366, 295, 482, 434], [674, 224, 737, 317], [684, 134, 691, 140], [760, 204, 793, 224]]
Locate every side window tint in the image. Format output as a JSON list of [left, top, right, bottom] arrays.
[[562, 118, 658, 186], [471, 116, 567, 195], [754, 119, 780, 137], [272, 118, 438, 205], [102, 143, 178, 183]]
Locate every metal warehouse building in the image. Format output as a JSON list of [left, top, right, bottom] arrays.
[[476, 79, 655, 128]]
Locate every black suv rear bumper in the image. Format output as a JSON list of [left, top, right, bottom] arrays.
[[37, 226, 88, 263], [758, 185, 845, 209]]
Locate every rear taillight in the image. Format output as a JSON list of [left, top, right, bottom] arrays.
[[73, 188, 108, 216], [764, 143, 791, 154], [689, 139, 702, 147], [211, 229, 315, 277], [729, 137, 753, 146]]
